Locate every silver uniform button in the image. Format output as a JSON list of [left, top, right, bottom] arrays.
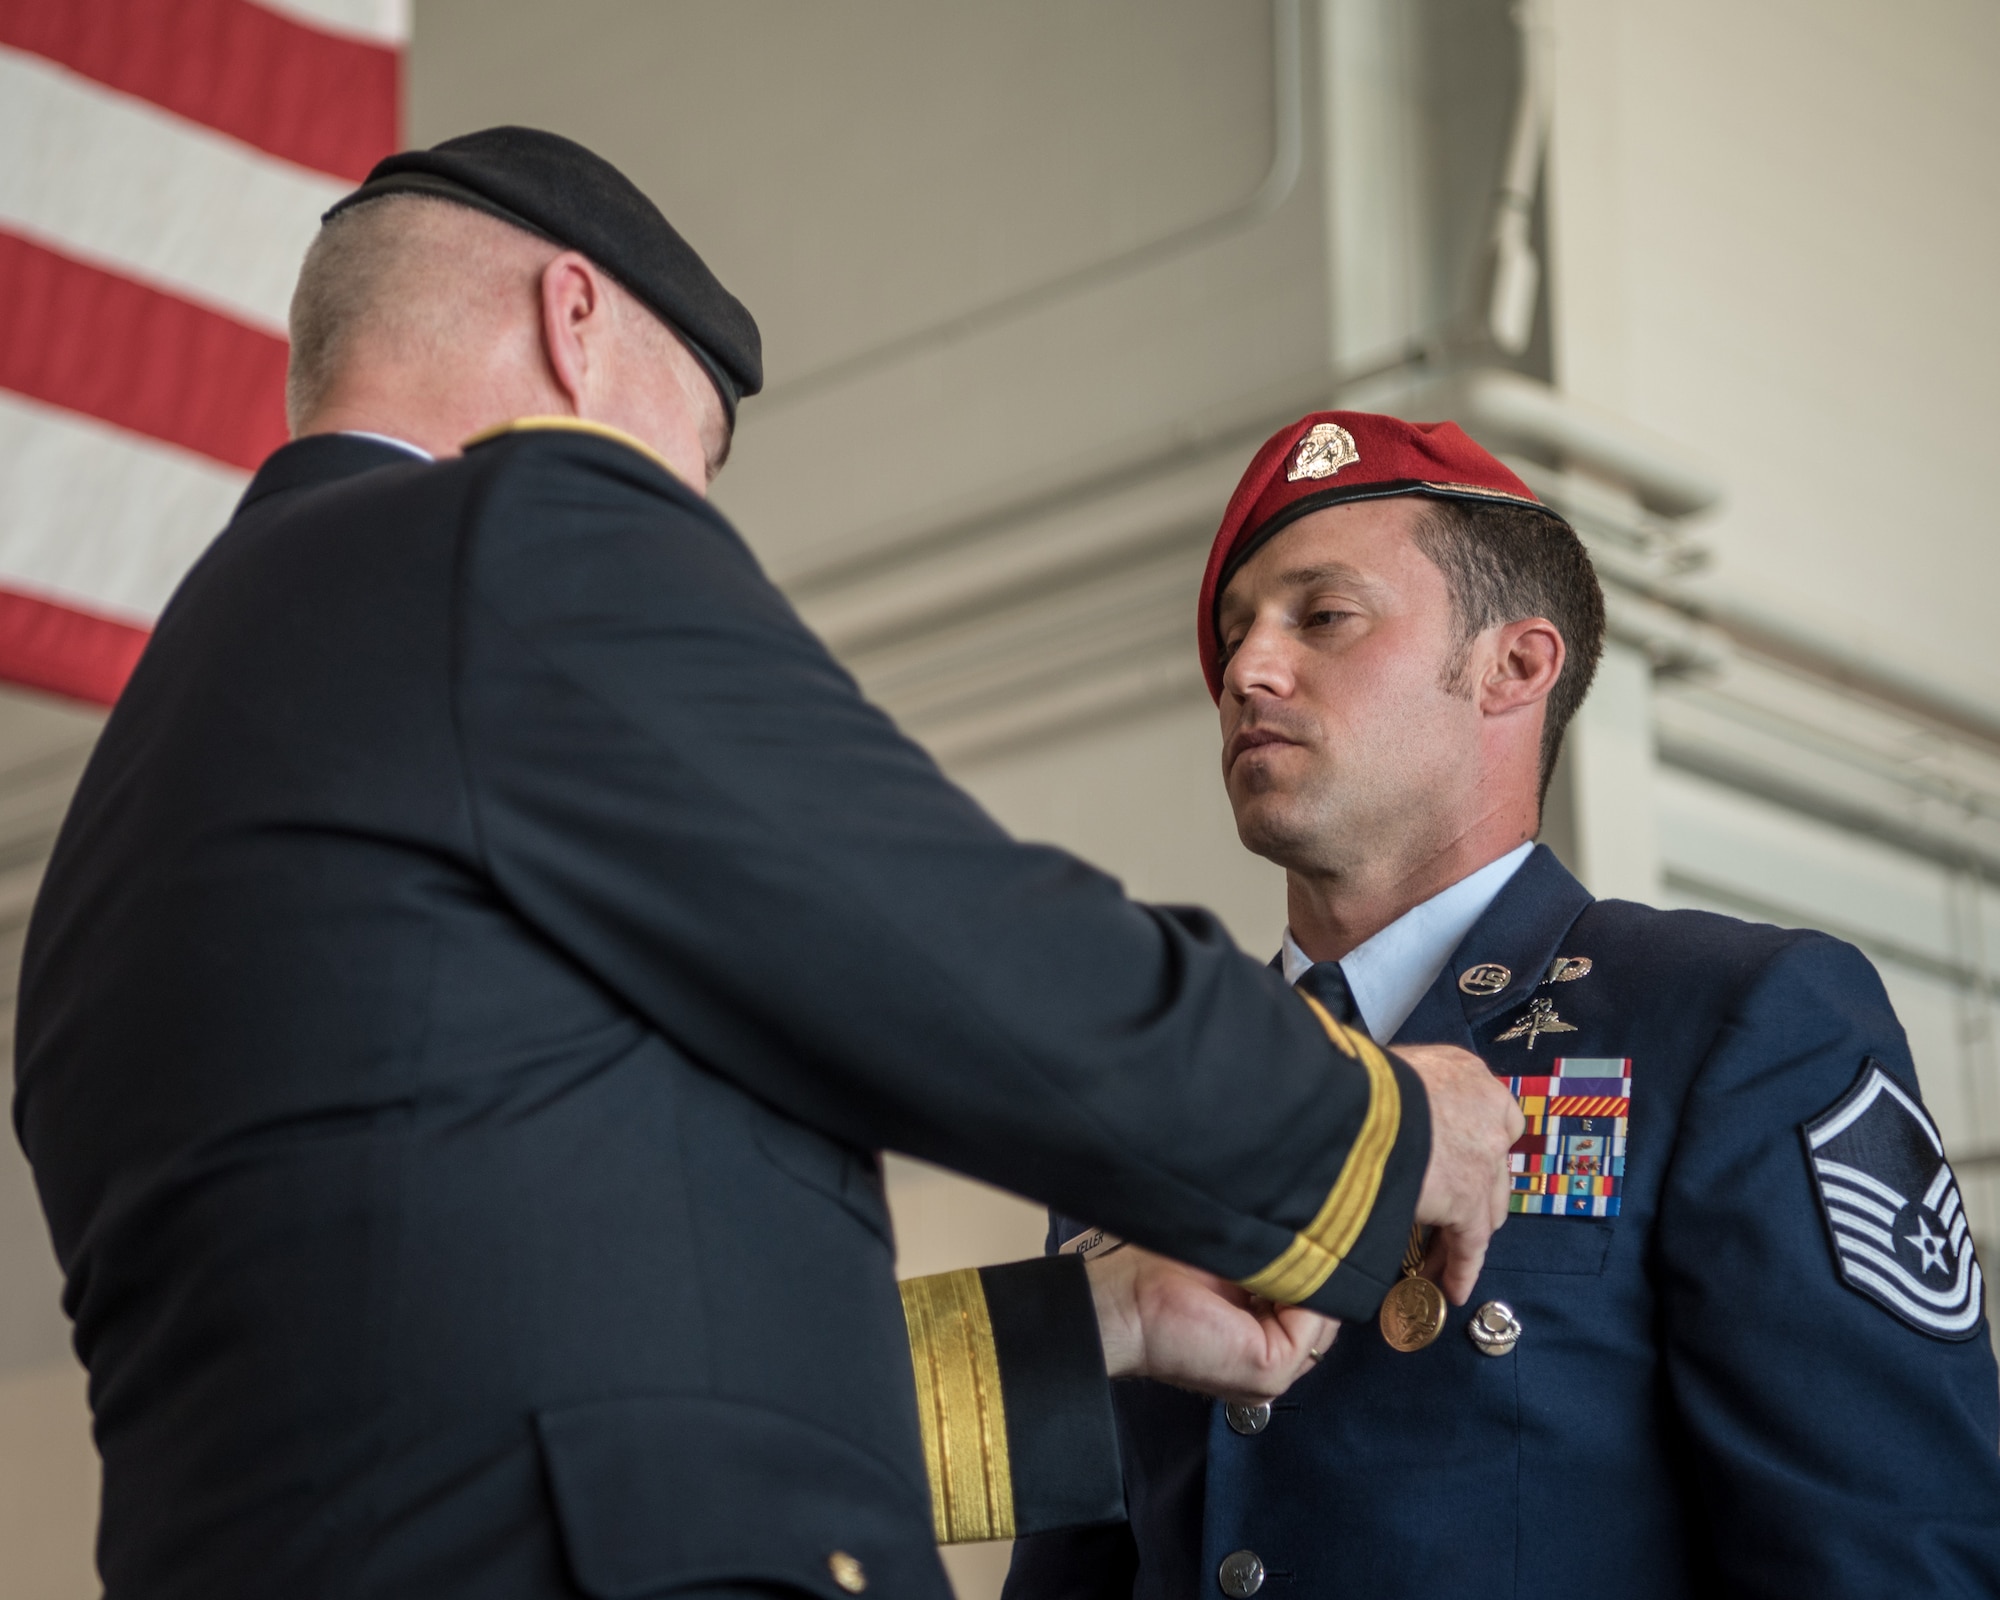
[[1468, 1300, 1523, 1357], [1224, 1400, 1271, 1435], [1218, 1549, 1266, 1597]]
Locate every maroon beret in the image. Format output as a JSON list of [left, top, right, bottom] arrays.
[[1196, 410, 1567, 698]]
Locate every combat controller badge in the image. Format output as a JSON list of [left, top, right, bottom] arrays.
[[1496, 996, 1577, 1050]]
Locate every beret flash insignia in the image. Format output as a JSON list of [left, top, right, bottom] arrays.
[[1287, 421, 1360, 482], [1804, 1060, 1984, 1340]]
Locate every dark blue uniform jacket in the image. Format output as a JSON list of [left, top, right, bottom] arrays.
[[13, 430, 1429, 1600], [1009, 845, 2000, 1600]]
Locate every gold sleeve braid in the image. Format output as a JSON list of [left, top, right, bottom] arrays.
[[899, 1268, 1016, 1543], [1236, 989, 1402, 1304]]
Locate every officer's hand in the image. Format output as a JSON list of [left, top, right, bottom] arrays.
[[1086, 1245, 1336, 1404], [1398, 1042, 1524, 1304]]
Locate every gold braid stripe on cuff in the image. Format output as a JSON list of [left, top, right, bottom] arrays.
[[1237, 991, 1402, 1304], [900, 1268, 1016, 1544]]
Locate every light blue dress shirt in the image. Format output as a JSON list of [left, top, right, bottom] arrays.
[[1280, 841, 1534, 1041]]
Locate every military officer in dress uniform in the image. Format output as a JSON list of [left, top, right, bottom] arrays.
[[1005, 411, 2000, 1599], [12, 137, 1526, 1600]]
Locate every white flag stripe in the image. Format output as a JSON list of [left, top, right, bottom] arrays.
[[0, 394, 245, 618], [1829, 1211, 1896, 1251], [1951, 1211, 1968, 1251], [1845, 1260, 1984, 1335], [1817, 1181, 1900, 1226], [1942, 1186, 1962, 1227], [1837, 1233, 1978, 1311], [251, 0, 411, 46], [0, 47, 342, 336], [1813, 1158, 1906, 1208], [1923, 1164, 1954, 1212]]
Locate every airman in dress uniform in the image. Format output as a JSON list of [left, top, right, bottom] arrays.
[[11, 137, 1525, 1600], [1006, 411, 2000, 1599]]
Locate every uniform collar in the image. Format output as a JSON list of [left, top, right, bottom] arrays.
[[1394, 842, 1595, 1047], [234, 433, 428, 515], [1279, 842, 1534, 1040], [460, 416, 682, 483], [339, 430, 433, 462]]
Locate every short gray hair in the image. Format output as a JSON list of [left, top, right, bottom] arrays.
[[285, 194, 555, 430], [286, 196, 408, 430]]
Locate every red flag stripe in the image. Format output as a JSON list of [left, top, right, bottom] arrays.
[[0, 229, 289, 473], [0, 587, 148, 706], [0, 0, 397, 183]]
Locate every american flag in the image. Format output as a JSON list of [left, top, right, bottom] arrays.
[[0, 0, 405, 705]]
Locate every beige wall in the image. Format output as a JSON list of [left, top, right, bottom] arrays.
[[1549, 0, 2000, 699], [0, 1360, 98, 1600], [411, 0, 1319, 586], [0, 684, 104, 1600]]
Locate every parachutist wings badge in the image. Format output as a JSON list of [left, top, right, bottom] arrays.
[[1805, 1060, 1984, 1340]]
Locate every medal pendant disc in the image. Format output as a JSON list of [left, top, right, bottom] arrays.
[[1380, 1274, 1448, 1352]]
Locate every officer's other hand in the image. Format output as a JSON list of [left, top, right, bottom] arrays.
[[1398, 1042, 1524, 1304], [1087, 1245, 1336, 1404]]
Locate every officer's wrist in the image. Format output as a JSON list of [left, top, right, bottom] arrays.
[[1083, 1250, 1145, 1378]]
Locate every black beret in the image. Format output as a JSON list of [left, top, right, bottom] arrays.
[[324, 126, 761, 423]]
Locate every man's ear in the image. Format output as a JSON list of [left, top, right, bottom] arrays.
[[1479, 617, 1565, 716], [538, 252, 607, 416]]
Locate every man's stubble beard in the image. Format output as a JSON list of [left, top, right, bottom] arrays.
[[1225, 638, 1478, 885], [1230, 708, 1472, 887], [1231, 756, 1404, 882]]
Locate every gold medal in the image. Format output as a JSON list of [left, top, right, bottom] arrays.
[[1379, 1226, 1447, 1352], [1381, 1273, 1448, 1352]]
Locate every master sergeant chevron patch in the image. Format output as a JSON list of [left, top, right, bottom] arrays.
[[1805, 1059, 1984, 1341]]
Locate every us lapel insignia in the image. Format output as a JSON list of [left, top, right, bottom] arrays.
[[1458, 962, 1512, 996], [1287, 421, 1360, 482], [1545, 956, 1593, 984], [1804, 1059, 1983, 1341], [1504, 1056, 1630, 1216], [1495, 996, 1577, 1049]]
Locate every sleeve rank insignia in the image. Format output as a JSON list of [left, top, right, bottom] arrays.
[[1503, 1057, 1629, 1216], [1804, 1060, 1985, 1341]]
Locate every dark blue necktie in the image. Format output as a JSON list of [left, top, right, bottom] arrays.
[[1296, 960, 1370, 1040]]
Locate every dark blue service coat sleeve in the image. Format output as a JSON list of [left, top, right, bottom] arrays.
[[448, 428, 1426, 1318], [1656, 934, 2000, 1594], [1005, 1525, 1140, 1600]]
